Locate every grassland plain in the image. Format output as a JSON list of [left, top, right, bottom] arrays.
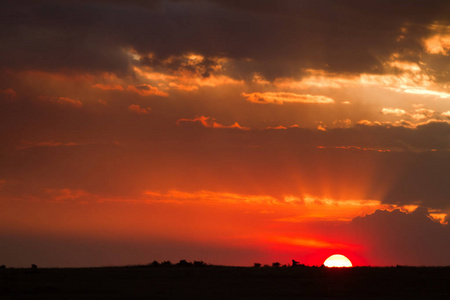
[[1, 265, 450, 299]]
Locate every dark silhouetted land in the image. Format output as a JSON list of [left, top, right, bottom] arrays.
[[2, 264, 450, 299]]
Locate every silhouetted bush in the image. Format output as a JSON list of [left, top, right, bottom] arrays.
[[31, 264, 38, 274], [253, 263, 261, 268], [0, 265, 6, 269], [291, 260, 306, 267], [272, 262, 281, 268], [177, 260, 193, 267], [161, 261, 172, 267], [193, 261, 206, 267], [149, 260, 160, 267]]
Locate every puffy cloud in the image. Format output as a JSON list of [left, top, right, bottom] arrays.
[[333, 119, 353, 128], [381, 108, 407, 116], [379, 107, 442, 123]]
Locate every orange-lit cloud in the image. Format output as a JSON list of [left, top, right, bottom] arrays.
[[0, 88, 17, 101], [272, 61, 450, 102], [317, 146, 391, 152], [381, 108, 407, 116], [357, 118, 450, 130], [127, 84, 168, 97], [357, 120, 382, 126], [266, 125, 287, 130], [388, 60, 421, 73], [143, 190, 278, 205], [273, 237, 351, 249], [39, 95, 83, 107], [44, 188, 90, 202], [132, 56, 243, 92], [424, 23, 450, 55], [176, 116, 250, 130], [332, 119, 353, 128], [212, 122, 249, 130], [401, 88, 450, 99], [242, 92, 335, 104], [168, 82, 199, 91], [411, 108, 435, 120], [316, 122, 327, 131], [128, 104, 151, 114], [265, 124, 300, 130], [275, 195, 419, 223], [17, 141, 82, 150], [138, 190, 425, 225], [428, 213, 448, 225], [92, 83, 124, 91], [379, 107, 438, 122], [176, 116, 210, 127]]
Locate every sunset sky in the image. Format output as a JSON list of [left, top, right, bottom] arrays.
[[1, 0, 450, 267]]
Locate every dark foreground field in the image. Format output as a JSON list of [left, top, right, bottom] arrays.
[[1, 265, 450, 299]]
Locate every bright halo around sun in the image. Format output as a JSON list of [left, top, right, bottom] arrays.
[[324, 254, 353, 268]]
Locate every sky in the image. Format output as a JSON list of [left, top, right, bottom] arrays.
[[1, 0, 450, 267]]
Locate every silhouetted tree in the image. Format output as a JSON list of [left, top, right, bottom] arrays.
[[272, 262, 281, 268], [253, 263, 261, 268], [292, 260, 299, 267], [0, 265, 5, 269]]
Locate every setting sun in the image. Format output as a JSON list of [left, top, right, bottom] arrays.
[[324, 254, 353, 268]]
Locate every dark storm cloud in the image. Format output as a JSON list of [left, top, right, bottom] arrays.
[[2, 0, 449, 79], [347, 208, 450, 265], [0, 1, 132, 74]]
